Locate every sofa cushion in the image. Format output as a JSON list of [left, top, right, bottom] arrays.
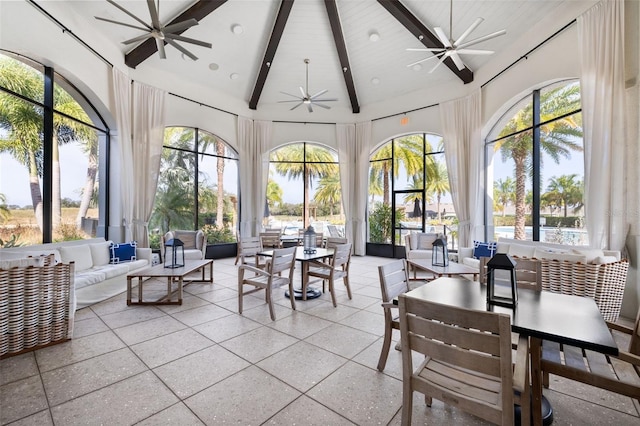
[[572, 248, 605, 264], [0, 249, 62, 264], [533, 248, 587, 263], [174, 231, 197, 249], [90, 241, 112, 266], [126, 259, 149, 272], [473, 241, 496, 259], [508, 243, 536, 258], [74, 269, 107, 290], [462, 257, 480, 269], [59, 245, 93, 271], [92, 263, 130, 280], [594, 255, 618, 264], [110, 242, 137, 264], [0, 257, 45, 269], [418, 233, 439, 249]]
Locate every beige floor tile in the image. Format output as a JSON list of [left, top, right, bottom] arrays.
[[338, 309, 386, 336], [155, 293, 211, 314], [304, 303, 360, 322], [220, 326, 298, 363], [0, 352, 38, 386], [136, 402, 205, 425], [190, 287, 237, 303], [130, 328, 214, 369], [5, 409, 53, 426], [71, 315, 110, 338], [265, 395, 356, 425], [545, 388, 640, 425], [169, 303, 232, 327], [99, 305, 166, 329], [304, 323, 378, 358], [0, 375, 48, 424], [192, 314, 262, 343], [267, 311, 333, 339], [113, 315, 188, 346]]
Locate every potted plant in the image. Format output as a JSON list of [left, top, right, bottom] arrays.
[[366, 202, 406, 258], [202, 225, 237, 259]]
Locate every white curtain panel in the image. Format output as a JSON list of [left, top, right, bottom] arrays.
[[131, 82, 166, 248], [578, 0, 627, 251], [112, 68, 134, 242], [237, 117, 271, 238], [440, 89, 483, 248], [354, 121, 372, 255], [337, 123, 355, 247]]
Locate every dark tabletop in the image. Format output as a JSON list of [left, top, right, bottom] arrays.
[[402, 277, 618, 356]]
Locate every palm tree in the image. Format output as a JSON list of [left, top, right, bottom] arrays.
[[494, 177, 516, 217], [545, 174, 583, 217], [495, 83, 582, 239], [272, 143, 338, 226], [424, 159, 449, 222], [313, 173, 341, 217], [369, 135, 426, 205], [0, 193, 9, 222], [265, 178, 283, 214]]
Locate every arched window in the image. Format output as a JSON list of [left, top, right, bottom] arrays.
[[150, 127, 239, 248], [368, 133, 456, 256], [0, 51, 108, 246], [485, 79, 585, 245], [267, 142, 342, 237]]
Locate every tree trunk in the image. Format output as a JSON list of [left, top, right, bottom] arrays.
[[514, 157, 526, 240], [76, 146, 98, 228], [383, 164, 390, 206], [52, 134, 61, 229], [28, 151, 43, 231], [304, 167, 310, 226]]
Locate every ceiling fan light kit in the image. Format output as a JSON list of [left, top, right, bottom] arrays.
[[95, 0, 212, 60], [278, 59, 338, 113], [406, 0, 506, 73]]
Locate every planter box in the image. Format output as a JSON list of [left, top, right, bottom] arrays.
[[366, 243, 406, 259], [205, 243, 237, 259]]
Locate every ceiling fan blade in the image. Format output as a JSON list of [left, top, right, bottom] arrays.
[[105, 0, 152, 30], [280, 91, 302, 99], [407, 55, 441, 68], [299, 86, 307, 98], [406, 47, 444, 52], [313, 98, 338, 102], [122, 33, 154, 45], [310, 89, 328, 99], [290, 102, 303, 111], [167, 39, 197, 60], [163, 19, 199, 34], [156, 38, 166, 59], [277, 100, 304, 103], [434, 27, 452, 48], [429, 52, 450, 73], [95, 16, 150, 32], [450, 52, 465, 70], [453, 17, 483, 47], [307, 103, 313, 113], [146, 0, 161, 29], [313, 102, 331, 110], [457, 29, 506, 49], [456, 49, 495, 55], [164, 33, 212, 48]]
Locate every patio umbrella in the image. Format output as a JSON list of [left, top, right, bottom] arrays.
[[412, 198, 422, 218], [264, 200, 270, 218]]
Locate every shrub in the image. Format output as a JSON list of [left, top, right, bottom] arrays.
[[202, 225, 236, 244]]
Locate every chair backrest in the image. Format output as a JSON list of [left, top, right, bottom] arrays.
[[260, 232, 281, 249], [398, 294, 514, 424], [239, 237, 262, 255], [267, 246, 296, 278], [326, 237, 348, 249], [378, 259, 411, 303], [479, 256, 542, 291], [330, 243, 352, 270], [327, 225, 342, 238]]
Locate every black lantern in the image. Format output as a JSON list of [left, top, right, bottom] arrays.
[[432, 236, 449, 267], [303, 226, 317, 254], [164, 238, 185, 268], [486, 253, 518, 308]]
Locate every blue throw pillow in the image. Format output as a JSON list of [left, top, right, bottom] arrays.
[[110, 241, 137, 264], [473, 240, 497, 259]]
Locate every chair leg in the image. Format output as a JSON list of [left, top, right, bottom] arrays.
[[377, 316, 393, 372], [266, 286, 276, 321], [238, 282, 243, 314], [401, 389, 413, 426], [328, 278, 338, 307], [343, 275, 352, 300]]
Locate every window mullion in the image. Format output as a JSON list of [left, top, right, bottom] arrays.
[[43, 66, 54, 243], [532, 89, 541, 241]]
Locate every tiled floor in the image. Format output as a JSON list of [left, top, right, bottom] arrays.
[[1, 255, 639, 425]]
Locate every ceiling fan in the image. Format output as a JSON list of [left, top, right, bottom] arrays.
[[278, 59, 337, 112], [95, 0, 212, 60], [406, 0, 506, 73]]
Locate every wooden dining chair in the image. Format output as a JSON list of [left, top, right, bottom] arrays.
[[235, 236, 263, 267], [306, 243, 352, 307], [376, 259, 411, 372], [479, 256, 542, 290], [237, 246, 296, 321], [325, 237, 348, 248], [398, 294, 531, 426], [259, 231, 281, 249]]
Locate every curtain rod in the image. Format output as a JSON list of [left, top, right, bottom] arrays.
[[28, 0, 113, 68]]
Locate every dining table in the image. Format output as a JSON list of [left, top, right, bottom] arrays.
[[259, 246, 334, 300], [399, 277, 619, 425]]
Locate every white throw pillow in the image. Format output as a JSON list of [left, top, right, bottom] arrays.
[[594, 255, 618, 264], [508, 243, 536, 258], [572, 248, 605, 264], [496, 243, 510, 254], [59, 245, 93, 271], [418, 233, 439, 250], [90, 241, 112, 266]]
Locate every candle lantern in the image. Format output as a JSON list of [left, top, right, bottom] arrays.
[[432, 236, 449, 267], [486, 253, 518, 308], [303, 226, 317, 254], [164, 238, 185, 268]]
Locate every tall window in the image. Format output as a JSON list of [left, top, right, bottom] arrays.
[[0, 52, 107, 246], [368, 133, 456, 252], [149, 127, 238, 248], [267, 142, 342, 236], [486, 80, 586, 245]]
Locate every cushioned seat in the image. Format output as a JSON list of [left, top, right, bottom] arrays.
[[162, 230, 206, 261]]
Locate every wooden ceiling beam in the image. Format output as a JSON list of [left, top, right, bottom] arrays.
[[249, 0, 295, 110], [376, 0, 473, 84], [125, 0, 228, 69], [324, 0, 359, 114]]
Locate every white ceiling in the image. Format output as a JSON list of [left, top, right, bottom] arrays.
[[56, 0, 577, 114]]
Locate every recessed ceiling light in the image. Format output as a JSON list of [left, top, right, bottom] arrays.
[[369, 31, 380, 42], [230, 73, 239, 80], [209, 63, 219, 71], [412, 64, 422, 72], [231, 24, 243, 34], [371, 77, 380, 85]]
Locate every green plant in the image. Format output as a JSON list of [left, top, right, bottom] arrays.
[[148, 233, 161, 250], [0, 234, 21, 248], [53, 222, 88, 242], [202, 225, 236, 244], [369, 202, 405, 244]]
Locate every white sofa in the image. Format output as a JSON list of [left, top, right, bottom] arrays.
[[0, 238, 151, 310], [404, 232, 441, 261]]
